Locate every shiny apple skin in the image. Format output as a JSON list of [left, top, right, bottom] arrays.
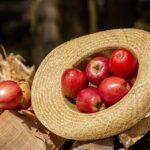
[[86, 57, 110, 85], [61, 68, 88, 98], [0, 80, 22, 110], [0, 80, 22, 103], [99, 76, 130, 106], [77, 87, 102, 113], [109, 48, 138, 78], [0, 98, 21, 110]]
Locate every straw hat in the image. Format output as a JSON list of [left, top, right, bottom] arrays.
[[31, 29, 150, 140]]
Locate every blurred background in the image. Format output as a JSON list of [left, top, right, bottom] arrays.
[[0, 0, 150, 67]]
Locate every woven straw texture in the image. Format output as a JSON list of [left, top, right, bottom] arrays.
[[32, 29, 150, 140]]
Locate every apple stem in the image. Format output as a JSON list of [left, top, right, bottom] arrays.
[[116, 53, 124, 59], [93, 64, 102, 74]]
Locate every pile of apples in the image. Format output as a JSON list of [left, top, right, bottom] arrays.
[[61, 48, 138, 113]]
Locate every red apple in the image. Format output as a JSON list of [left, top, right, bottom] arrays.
[[109, 48, 138, 78], [0, 98, 21, 110], [128, 75, 137, 87], [99, 76, 130, 106], [19, 81, 31, 109], [61, 68, 88, 98], [76, 87, 102, 113], [0, 80, 22, 110], [86, 57, 110, 85]]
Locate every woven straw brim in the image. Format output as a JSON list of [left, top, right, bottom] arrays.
[[31, 29, 150, 140]]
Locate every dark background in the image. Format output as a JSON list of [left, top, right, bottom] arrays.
[[0, 0, 149, 67]]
